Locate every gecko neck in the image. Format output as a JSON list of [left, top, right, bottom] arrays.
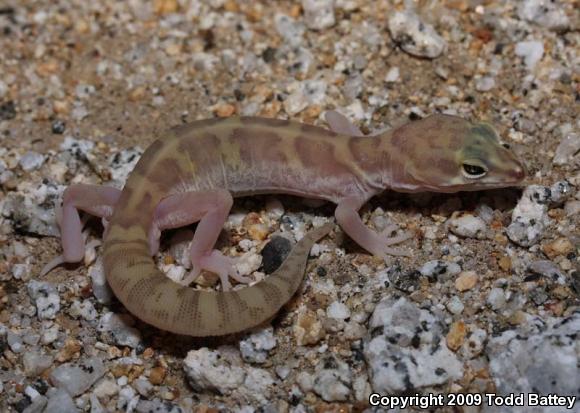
[[366, 130, 423, 193]]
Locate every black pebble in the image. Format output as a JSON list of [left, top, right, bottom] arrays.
[[51, 119, 66, 134], [0, 101, 16, 121], [261, 236, 292, 274], [262, 47, 277, 63]]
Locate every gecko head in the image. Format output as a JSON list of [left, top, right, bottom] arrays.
[[397, 115, 526, 192]]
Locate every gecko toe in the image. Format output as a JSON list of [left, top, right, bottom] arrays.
[[188, 249, 247, 290], [381, 230, 413, 246]]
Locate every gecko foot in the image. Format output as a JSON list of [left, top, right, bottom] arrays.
[[376, 226, 413, 257], [180, 250, 252, 291]]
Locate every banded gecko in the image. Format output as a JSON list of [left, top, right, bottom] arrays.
[[45, 111, 525, 336]]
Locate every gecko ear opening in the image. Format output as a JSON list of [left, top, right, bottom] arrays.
[[461, 161, 487, 179]]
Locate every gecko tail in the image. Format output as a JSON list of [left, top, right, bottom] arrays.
[[104, 221, 333, 337]]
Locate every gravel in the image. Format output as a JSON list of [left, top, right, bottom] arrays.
[[1, 0, 578, 411]]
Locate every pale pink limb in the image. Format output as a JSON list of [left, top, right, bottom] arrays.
[[151, 189, 251, 291], [41, 184, 121, 275], [325, 110, 365, 137], [60, 184, 121, 261], [335, 196, 411, 258], [180, 250, 252, 291], [379, 224, 413, 246]]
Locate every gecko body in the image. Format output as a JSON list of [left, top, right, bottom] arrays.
[[49, 112, 525, 336]]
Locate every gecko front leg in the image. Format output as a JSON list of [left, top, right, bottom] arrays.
[[335, 196, 412, 258]]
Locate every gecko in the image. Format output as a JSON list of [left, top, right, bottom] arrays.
[[43, 111, 525, 336]]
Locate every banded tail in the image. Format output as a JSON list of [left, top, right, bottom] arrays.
[[103, 221, 333, 336]]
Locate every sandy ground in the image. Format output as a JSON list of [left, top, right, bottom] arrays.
[[0, 1, 578, 412]]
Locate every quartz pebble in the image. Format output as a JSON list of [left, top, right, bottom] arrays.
[[19, 151, 45, 171], [419, 260, 461, 282], [507, 185, 551, 247], [183, 347, 245, 394], [461, 328, 487, 359], [528, 260, 567, 285], [388, 11, 447, 59], [487, 288, 507, 310], [7, 331, 23, 353], [92, 378, 119, 399], [326, 301, 350, 320], [553, 132, 580, 167], [49, 357, 105, 396], [384, 67, 400, 83], [364, 297, 463, 393], [448, 214, 487, 239], [117, 386, 138, 412], [44, 388, 78, 413], [446, 296, 464, 315], [518, 0, 570, 31], [302, 0, 335, 31], [108, 147, 143, 186], [515, 41, 544, 70], [475, 75, 496, 92], [4, 182, 64, 236], [487, 312, 580, 411], [23, 351, 54, 377], [183, 347, 275, 402], [284, 79, 327, 115], [28, 280, 60, 319], [239, 327, 277, 364], [97, 312, 142, 349], [69, 299, 98, 321], [275, 14, 305, 47], [312, 355, 352, 402]]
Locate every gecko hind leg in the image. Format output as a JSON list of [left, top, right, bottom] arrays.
[[41, 184, 121, 275], [151, 189, 251, 291]]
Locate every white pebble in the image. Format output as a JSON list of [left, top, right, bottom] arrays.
[[388, 11, 447, 59], [239, 327, 277, 364], [487, 288, 507, 310], [385, 67, 400, 82], [69, 299, 98, 321], [518, 0, 570, 31], [302, 0, 335, 30], [312, 356, 352, 402], [49, 357, 106, 396], [507, 185, 551, 246], [515, 40, 544, 70], [19, 151, 46, 171], [448, 214, 487, 239], [183, 348, 245, 394], [553, 132, 579, 166], [97, 312, 142, 349], [326, 301, 351, 320], [446, 296, 464, 315], [28, 280, 60, 320], [475, 76, 496, 92]]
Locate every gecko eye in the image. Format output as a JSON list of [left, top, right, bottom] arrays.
[[462, 162, 487, 179]]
